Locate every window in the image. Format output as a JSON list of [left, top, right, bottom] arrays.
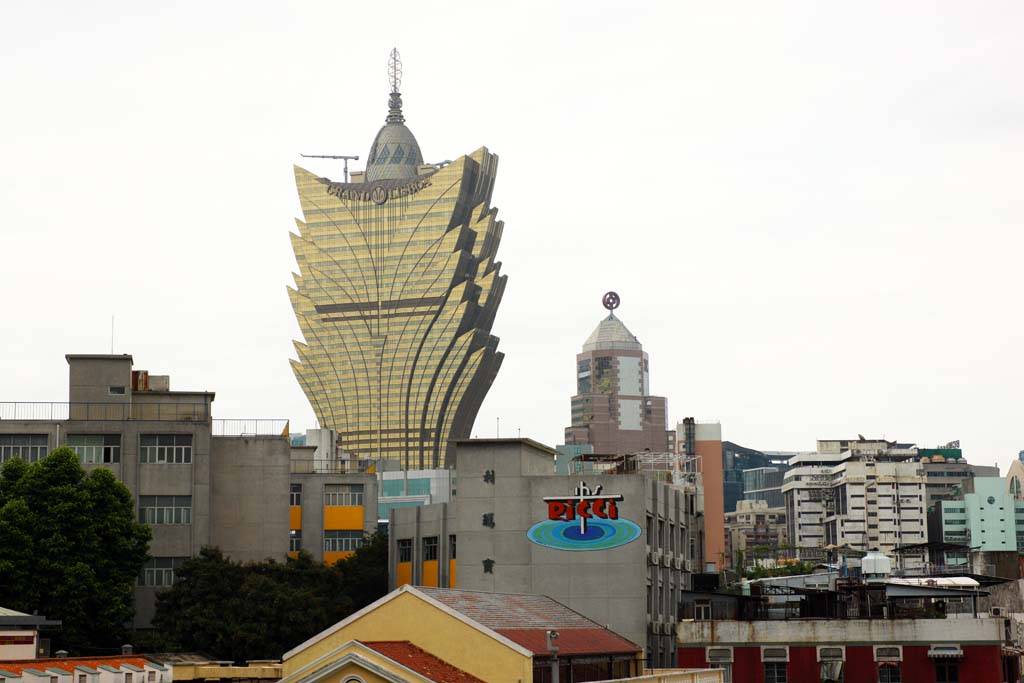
[[878, 664, 901, 683], [140, 434, 192, 464], [138, 496, 192, 525], [125, 673, 132, 683], [290, 483, 302, 506], [423, 536, 439, 561], [695, 600, 711, 620], [139, 557, 186, 586], [706, 648, 732, 683], [874, 646, 901, 662], [289, 529, 302, 552], [50, 677, 58, 683], [109, 385, 126, 395], [764, 662, 787, 683], [762, 647, 789, 662], [148, 673, 155, 683], [79, 676, 87, 683], [0, 434, 48, 463], [68, 434, 121, 464], [449, 534, 456, 559], [324, 483, 364, 506], [397, 539, 412, 562], [324, 530, 363, 553], [935, 662, 959, 683], [818, 646, 844, 683]]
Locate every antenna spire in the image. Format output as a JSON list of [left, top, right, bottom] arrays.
[[386, 48, 405, 124]]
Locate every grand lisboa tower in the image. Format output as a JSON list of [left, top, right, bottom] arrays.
[[288, 50, 506, 469]]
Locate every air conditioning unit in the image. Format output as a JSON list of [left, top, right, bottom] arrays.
[[662, 553, 672, 568], [673, 557, 684, 570], [650, 550, 662, 565], [991, 606, 1005, 617]]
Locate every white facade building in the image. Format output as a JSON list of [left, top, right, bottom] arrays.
[[783, 446, 927, 569]]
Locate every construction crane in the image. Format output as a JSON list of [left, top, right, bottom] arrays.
[[300, 154, 360, 182]]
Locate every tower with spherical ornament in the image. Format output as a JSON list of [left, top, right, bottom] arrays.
[[564, 293, 670, 454]]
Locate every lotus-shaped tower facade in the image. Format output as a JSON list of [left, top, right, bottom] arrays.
[[288, 54, 506, 468]]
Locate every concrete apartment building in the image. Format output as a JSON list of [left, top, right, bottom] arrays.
[[677, 419, 725, 571], [782, 440, 928, 568], [930, 469, 1024, 566], [387, 438, 704, 668], [723, 499, 787, 569], [285, 428, 383, 562], [0, 354, 292, 626]]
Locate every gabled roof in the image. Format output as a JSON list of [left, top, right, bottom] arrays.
[[415, 588, 641, 657], [281, 585, 532, 662], [360, 642, 484, 683]]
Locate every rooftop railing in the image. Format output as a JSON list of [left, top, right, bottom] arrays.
[[290, 458, 376, 474], [0, 401, 210, 422], [212, 419, 290, 437]]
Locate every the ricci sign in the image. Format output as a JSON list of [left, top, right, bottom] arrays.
[[527, 481, 642, 551]]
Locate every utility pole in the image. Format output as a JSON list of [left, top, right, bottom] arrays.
[[299, 154, 360, 182]]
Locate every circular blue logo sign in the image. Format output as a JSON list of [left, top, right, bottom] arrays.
[[527, 518, 642, 551]]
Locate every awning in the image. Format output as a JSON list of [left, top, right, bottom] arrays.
[[928, 646, 964, 659]]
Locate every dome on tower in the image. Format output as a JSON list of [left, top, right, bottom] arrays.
[[582, 313, 642, 352], [365, 48, 424, 183], [365, 117, 423, 182]]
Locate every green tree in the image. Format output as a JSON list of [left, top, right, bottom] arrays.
[[334, 532, 389, 610], [152, 548, 355, 661], [0, 448, 151, 653]]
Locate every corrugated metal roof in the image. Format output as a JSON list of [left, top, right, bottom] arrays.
[[415, 588, 598, 630]]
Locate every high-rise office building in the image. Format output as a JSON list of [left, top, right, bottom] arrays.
[[563, 295, 669, 454], [288, 51, 506, 468]]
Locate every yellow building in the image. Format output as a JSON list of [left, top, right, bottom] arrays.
[[288, 49, 506, 469], [280, 586, 645, 683]]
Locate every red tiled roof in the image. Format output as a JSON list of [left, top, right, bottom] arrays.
[[494, 628, 641, 657], [360, 641, 485, 683], [0, 656, 152, 675]]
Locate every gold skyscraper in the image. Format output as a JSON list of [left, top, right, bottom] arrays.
[[288, 51, 506, 468]]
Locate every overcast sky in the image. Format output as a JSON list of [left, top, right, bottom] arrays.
[[3, 2, 1022, 471]]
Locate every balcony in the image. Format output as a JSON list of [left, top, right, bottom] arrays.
[[0, 401, 210, 422], [290, 458, 376, 475]]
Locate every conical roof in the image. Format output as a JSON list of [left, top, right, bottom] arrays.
[[582, 313, 642, 352]]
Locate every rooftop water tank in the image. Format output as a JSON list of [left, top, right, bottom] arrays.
[[931, 455, 946, 463], [862, 550, 892, 583]]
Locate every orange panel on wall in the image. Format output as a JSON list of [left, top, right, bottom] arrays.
[[422, 560, 439, 587], [290, 506, 302, 530], [449, 559, 456, 588], [323, 506, 364, 530], [396, 561, 412, 587], [323, 550, 354, 566]]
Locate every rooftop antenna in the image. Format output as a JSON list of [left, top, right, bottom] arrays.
[[299, 154, 360, 183], [110, 315, 114, 354], [389, 47, 402, 94]]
